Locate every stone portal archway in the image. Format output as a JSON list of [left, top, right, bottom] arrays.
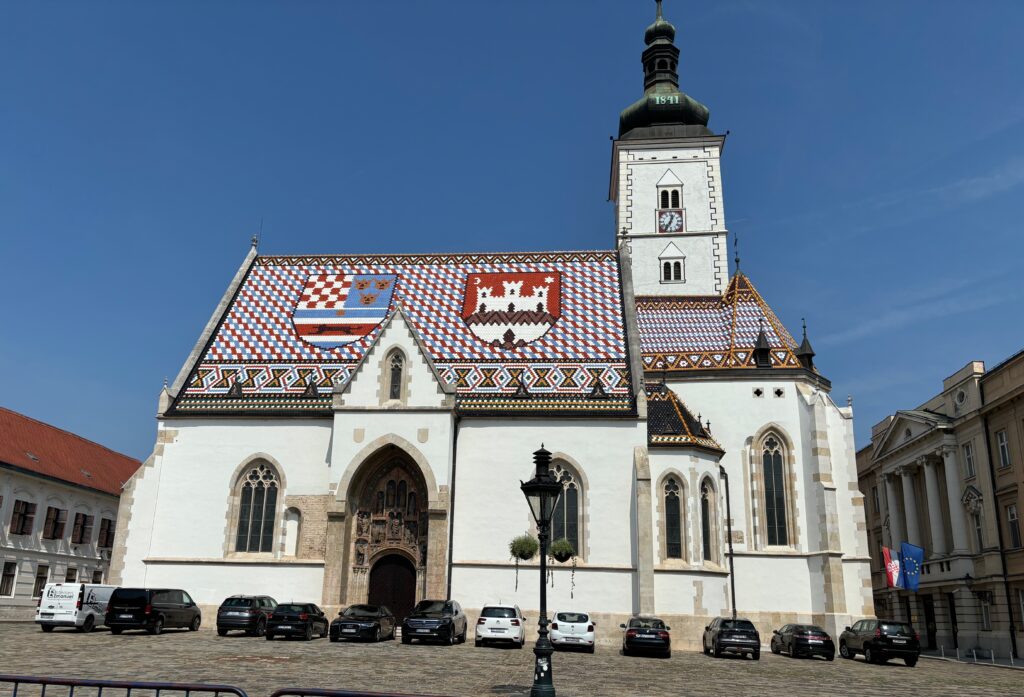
[[369, 554, 417, 623]]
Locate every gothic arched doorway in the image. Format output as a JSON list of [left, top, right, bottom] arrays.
[[368, 554, 417, 623]]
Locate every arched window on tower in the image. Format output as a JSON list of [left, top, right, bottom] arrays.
[[388, 351, 404, 400], [672, 261, 682, 281], [551, 461, 583, 555], [665, 477, 683, 559], [660, 190, 670, 209], [235, 461, 280, 553], [663, 261, 672, 282], [762, 435, 789, 546], [671, 189, 680, 208]]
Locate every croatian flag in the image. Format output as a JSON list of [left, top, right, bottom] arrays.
[[883, 547, 902, 589]]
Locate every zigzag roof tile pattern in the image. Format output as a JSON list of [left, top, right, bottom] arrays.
[[172, 251, 633, 415], [635, 273, 800, 372]]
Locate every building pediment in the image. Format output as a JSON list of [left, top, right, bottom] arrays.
[[871, 410, 952, 463]]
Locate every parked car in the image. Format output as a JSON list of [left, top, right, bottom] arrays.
[[216, 595, 277, 637], [330, 604, 395, 642], [105, 588, 201, 635], [620, 616, 671, 657], [474, 604, 525, 648], [401, 599, 467, 645], [266, 603, 329, 641], [839, 619, 920, 666], [550, 610, 595, 653], [35, 582, 117, 633], [702, 617, 760, 660], [770, 623, 835, 660]]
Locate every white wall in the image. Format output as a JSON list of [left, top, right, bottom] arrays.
[[143, 561, 324, 608]]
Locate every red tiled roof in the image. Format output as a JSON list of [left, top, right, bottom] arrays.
[[0, 407, 141, 496]]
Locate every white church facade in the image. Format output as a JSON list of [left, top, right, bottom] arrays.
[[112, 5, 873, 646]]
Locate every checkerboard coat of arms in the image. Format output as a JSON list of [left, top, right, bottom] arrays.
[[461, 271, 561, 349], [292, 273, 397, 348]]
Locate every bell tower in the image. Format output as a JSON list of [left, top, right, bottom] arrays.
[[611, 0, 728, 297]]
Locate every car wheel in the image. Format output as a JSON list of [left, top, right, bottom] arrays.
[[753, 650, 760, 661], [375, 627, 381, 642], [864, 646, 875, 663], [587, 644, 594, 654], [703, 638, 710, 656], [448, 631, 456, 646], [149, 618, 163, 636], [475, 638, 483, 647], [304, 625, 313, 641], [256, 619, 266, 637], [79, 616, 95, 633], [460, 626, 467, 643], [217, 627, 228, 637], [266, 632, 274, 641], [189, 616, 201, 632], [905, 656, 917, 668], [839, 641, 852, 659], [41, 624, 54, 633], [622, 645, 631, 657], [111, 627, 123, 635], [401, 634, 410, 644], [827, 653, 835, 662], [713, 640, 722, 658], [665, 650, 672, 659], [770, 638, 780, 655]]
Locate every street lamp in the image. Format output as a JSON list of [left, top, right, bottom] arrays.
[[520, 445, 563, 697]]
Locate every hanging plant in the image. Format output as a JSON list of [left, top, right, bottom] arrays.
[[509, 534, 539, 592], [550, 537, 575, 563]]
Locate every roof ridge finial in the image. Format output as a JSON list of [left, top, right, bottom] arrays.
[[801, 317, 807, 340], [656, 0, 664, 20], [733, 232, 741, 272]]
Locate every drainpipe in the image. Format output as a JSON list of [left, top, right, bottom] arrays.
[[719, 464, 737, 619], [446, 413, 461, 599], [979, 380, 1018, 659]]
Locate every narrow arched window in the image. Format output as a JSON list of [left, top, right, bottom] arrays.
[[397, 480, 407, 510], [672, 261, 682, 281], [551, 461, 582, 555], [386, 480, 396, 508], [235, 462, 279, 553], [663, 261, 672, 281], [671, 189, 680, 208], [657, 59, 667, 70], [407, 492, 417, 517], [665, 478, 682, 559], [701, 481, 713, 562], [660, 190, 670, 209], [763, 436, 788, 546], [388, 351, 404, 400]]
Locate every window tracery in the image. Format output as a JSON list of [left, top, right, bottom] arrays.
[[235, 462, 279, 553], [551, 461, 582, 554]]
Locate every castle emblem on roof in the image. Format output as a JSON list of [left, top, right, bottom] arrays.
[[461, 271, 561, 349], [292, 272, 397, 348]]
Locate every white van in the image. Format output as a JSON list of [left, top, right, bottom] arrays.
[[35, 583, 118, 632]]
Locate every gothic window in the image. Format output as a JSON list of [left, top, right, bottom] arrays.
[[664, 477, 683, 559], [551, 461, 582, 555], [660, 190, 670, 209], [663, 261, 672, 281], [386, 480, 396, 508], [701, 480, 716, 562], [234, 461, 279, 553], [762, 435, 789, 546], [388, 351, 404, 400], [375, 490, 385, 514], [671, 189, 680, 208], [397, 481, 407, 510], [672, 261, 682, 281]]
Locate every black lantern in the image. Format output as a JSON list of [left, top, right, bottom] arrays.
[[520, 445, 562, 697]]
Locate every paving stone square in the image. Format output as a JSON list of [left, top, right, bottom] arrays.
[[0, 624, 1019, 697]]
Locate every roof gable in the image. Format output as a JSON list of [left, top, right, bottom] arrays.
[[645, 383, 722, 453], [871, 409, 952, 461]]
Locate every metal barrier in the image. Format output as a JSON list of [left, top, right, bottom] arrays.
[[0, 675, 249, 697], [269, 689, 448, 697]]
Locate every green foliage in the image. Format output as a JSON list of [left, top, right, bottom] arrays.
[[550, 537, 576, 562], [509, 534, 539, 561]]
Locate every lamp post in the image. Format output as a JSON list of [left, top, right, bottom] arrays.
[[520, 445, 563, 697]]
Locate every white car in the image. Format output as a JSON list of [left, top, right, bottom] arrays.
[[550, 610, 596, 652], [474, 604, 526, 648], [35, 583, 118, 633]]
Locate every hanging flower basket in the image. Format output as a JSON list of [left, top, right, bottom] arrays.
[[509, 534, 539, 592], [550, 537, 575, 563]]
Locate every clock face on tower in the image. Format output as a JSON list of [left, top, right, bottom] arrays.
[[657, 209, 684, 233]]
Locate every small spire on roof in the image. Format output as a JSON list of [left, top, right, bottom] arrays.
[[795, 316, 816, 371], [847, 395, 853, 408], [163, 376, 168, 389], [753, 319, 772, 368]]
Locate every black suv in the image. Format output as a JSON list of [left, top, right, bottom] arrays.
[[216, 595, 277, 636], [702, 617, 761, 660], [401, 599, 467, 645], [105, 588, 201, 635], [839, 619, 920, 666]]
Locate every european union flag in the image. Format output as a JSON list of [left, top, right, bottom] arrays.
[[898, 542, 925, 592]]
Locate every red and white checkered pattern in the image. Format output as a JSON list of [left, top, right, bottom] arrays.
[[297, 274, 350, 309]]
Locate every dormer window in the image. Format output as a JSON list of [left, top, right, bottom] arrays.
[[655, 169, 684, 233]]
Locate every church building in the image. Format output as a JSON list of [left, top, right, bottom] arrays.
[[112, 4, 873, 644]]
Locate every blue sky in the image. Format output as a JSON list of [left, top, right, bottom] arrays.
[[2, 1, 1022, 460]]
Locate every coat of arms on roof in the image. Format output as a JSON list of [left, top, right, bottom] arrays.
[[461, 272, 561, 349], [292, 273, 398, 348]]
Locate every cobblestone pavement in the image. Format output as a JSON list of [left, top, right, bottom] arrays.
[[0, 624, 1020, 697]]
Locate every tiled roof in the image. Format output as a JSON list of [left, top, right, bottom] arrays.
[[645, 383, 722, 452], [173, 251, 633, 415], [0, 408, 141, 496], [635, 273, 800, 372]]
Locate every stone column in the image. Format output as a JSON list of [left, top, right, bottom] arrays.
[[900, 465, 922, 547], [941, 446, 970, 553], [884, 473, 904, 548], [921, 458, 947, 556]]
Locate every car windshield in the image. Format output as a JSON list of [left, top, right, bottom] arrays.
[[276, 604, 308, 613], [343, 605, 378, 618], [481, 607, 516, 618], [880, 622, 913, 634], [413, 600, 450, 614], [557, 612, 589, 623], [629, 618, 665, 629], [221, 597, 253, 608], [722, 620, 757, 631]]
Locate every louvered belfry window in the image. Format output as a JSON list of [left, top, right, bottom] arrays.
[[236, 462, 279, 553]]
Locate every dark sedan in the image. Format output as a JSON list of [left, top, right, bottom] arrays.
[[839, 619, 920, 666], [401, 599, 467, 645], [330, 604, 396, 642], [770, 624, 835, 660], [620, 616, 672, 658], [702, 617, 761, 660], [266, 603, 329, 641]]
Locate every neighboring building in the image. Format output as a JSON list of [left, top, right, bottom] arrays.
[[0, 407, 141, 619], [114, 5, 871, 645], [857, 349, 1024, 657]]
